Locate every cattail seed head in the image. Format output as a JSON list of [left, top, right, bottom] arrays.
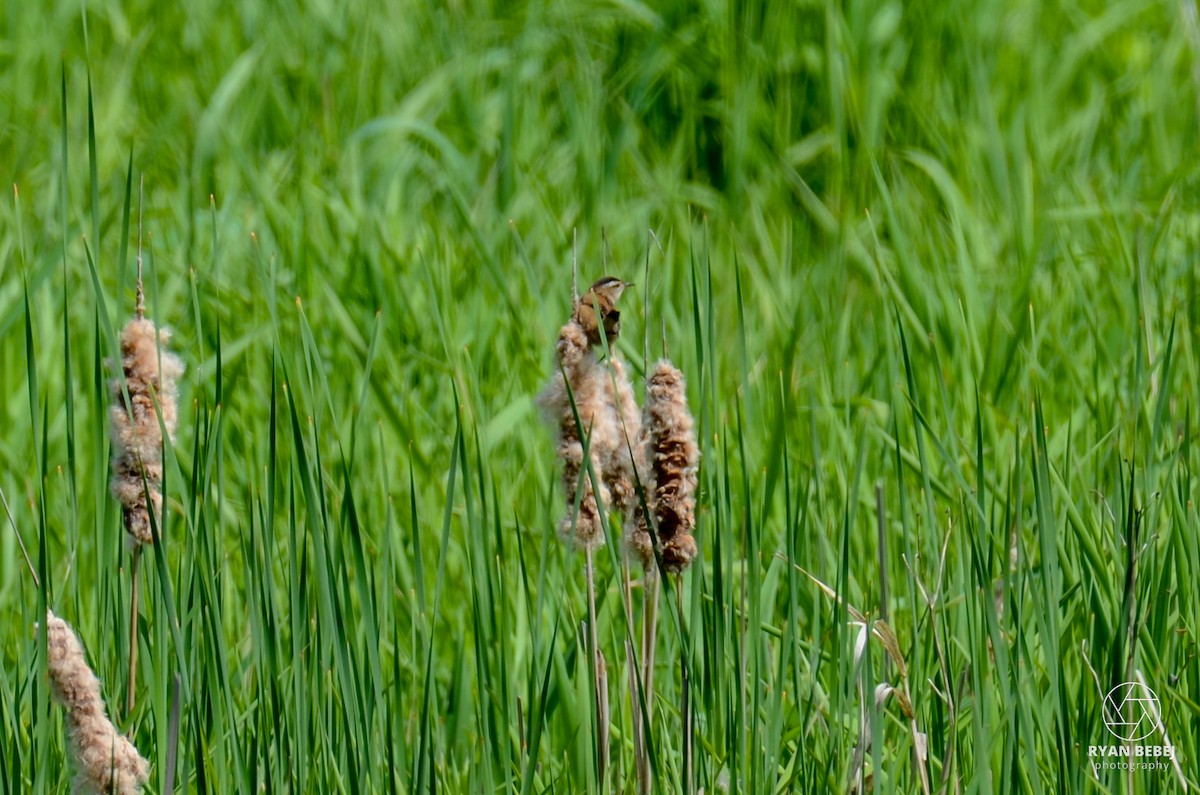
[[642, 359, 699, 573], [555, 440, 611, 550], [43, 612, 149, 794], [603, 357, 647, 527], [538, 321, 621, 550], [599, 357, 654, 566], [109, 317, 183, 547], [660, 533, 699, 572]]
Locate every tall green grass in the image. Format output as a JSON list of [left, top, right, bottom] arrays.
[[1, 0, 1198, 792]]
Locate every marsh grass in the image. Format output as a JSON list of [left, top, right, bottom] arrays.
[[2, 0, 1200, 792]]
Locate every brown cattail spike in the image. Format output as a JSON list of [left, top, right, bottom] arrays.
[[603, 356, 646, 532], [110, 318, 184, 547], [538, 321, 621, 550], [605, 354, 653, 567], [643, 359, 699, 573], [43, 612, 149, 794]]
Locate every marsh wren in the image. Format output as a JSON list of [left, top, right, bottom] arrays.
[[575, 276, 632, 347]]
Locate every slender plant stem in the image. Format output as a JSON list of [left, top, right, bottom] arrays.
[[641, 575, 659, 709], [596, 648, 609, 792], [126, 546, 141, 713], [637, 571, 659, 793], [641, 574, 659, 700], [572, 227, 579, 309], [643, 229, 650, 372], [135, 174, 145, 321], [622, 562, 649, 795], [0, 486, 38, 588], [126, 174, 145, 714], [676, 578, 691, 795], [585, 546, 608, 786]]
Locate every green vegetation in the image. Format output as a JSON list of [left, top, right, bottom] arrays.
[[2, 0, 1198, 791]]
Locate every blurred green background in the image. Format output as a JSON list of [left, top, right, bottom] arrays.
[[1, 0, 1198, 792]]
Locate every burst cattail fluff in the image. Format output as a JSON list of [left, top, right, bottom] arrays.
[[603, 356, 649, 537], [538, 320, 621, 550], [43, 611, 149, 794], [109, 318, 183, 546], [642, 359, 699, 573], [605, 356, 655, 566]]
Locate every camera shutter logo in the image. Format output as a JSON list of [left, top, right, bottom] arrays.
[[1102, 682, 1160, 742]]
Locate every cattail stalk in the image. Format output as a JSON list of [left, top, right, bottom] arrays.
[[539, 319, 620, 786], [572, 228, 579, 306], [677, 583, 692, 794], [585, 548, 609, 782], [596, 319, 654, 795], [110, 186, 183, 710], [43, 611, 149, 794], [125, 557, 139, 714], [634, 573, 658, 794], [621, 569, 648, 794], [111, 313, 182, 711], [634, 358, 699, 793]]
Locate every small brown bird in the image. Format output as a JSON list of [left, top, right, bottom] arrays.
[[575, 276, 632, 347]]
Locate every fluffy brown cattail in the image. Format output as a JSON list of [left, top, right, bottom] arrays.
[[109, 318, 183, 546], [612, 351, 654, 566], [43, 611, 149, 794], [603, 357, 648, 532], [538, 320, 621, 550], [625, 386, 661, 570], [642, 359, 700, 573]]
